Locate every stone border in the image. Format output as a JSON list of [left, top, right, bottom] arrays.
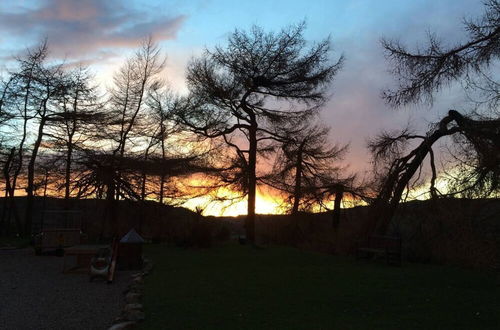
[[108, 258, 153, 329]]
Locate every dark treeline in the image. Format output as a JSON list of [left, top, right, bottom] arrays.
[[0, 38, 211, 237], [0, 28, 356, 239], [1, 2, 500, 241]]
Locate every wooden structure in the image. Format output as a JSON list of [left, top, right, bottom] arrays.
[[34, 228, 83, 255], [63, 244, 109, 273], [107, 239, 119, 283], [33, 210, 85, 255], [118, 229, 144, 270], [356, 235, 402, 266]]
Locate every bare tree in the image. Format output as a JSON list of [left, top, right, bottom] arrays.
[[177, 23, 343, 242], [23, 54, 72, 235], [144, 82, 186, 203], [370, 1, 500, 235], [106, 36, 166, 201], [381, 0, 500, 108], [0, 41, 50, 236], [0, 147, 15, 235], [369, 110, 500, 234], [2, 43, 103, 235], [0, 76, 15, 126], [264, 124, 352, 216], [44, 67, 103, 202]]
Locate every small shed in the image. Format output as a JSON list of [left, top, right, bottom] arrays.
[[118, 228, 144, 270]]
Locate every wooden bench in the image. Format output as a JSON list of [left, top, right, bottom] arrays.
[[356, 235, 402, 266]]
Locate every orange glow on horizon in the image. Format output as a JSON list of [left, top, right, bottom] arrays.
[[6, 174, 361, 217], [182, 191, 283, 217], [8, 171, 373, 217]]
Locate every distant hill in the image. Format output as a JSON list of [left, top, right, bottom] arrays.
[[2, 196, 498, 268], [0, 196, 200, 240], [209, 198, 500, 268]]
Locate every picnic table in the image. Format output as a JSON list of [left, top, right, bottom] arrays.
[[63, 244, 109, 273], [356, 235, 402, 266]]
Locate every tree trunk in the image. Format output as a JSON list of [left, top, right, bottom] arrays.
[[40, 169, 49, 230], [64, 141, 73, 200], [4, 148, 21, 237], [292, 140, 306, 214], [1, 148, 15, 235], [246, 124, 257, 243], [25, 116, 47, 236], [159, 129, 166, 204], [332, 189, 344, 228], [104, 166, 118, 237], [9, 113, 29, 236], [64, 86, 78, 202], [8, 192, 21, 236], [141, 146, 152, 201], [141, 173, 147, 201], [1, 188, 8, 236], [159, 174, 165, 204], [372, 111, 460, 235]]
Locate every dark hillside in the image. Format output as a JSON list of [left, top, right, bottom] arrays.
[[2, 197, 499, 268], [0, 197, 200, 242], [210, 198, 500, 268]]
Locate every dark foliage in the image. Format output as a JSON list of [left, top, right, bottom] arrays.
[[176, 22, 343, 241]]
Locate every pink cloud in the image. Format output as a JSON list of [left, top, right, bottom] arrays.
[[0, 0, 187, 61], [35, 0, 103, 22]]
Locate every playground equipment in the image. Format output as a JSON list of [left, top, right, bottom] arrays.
[[118, 228, 144, 270], [33, 210, 85, 255], [61, 229, 140, 283], [107, 238, 119, 283], [89, 247, 112, 281]]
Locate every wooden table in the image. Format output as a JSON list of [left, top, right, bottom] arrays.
[[63, 244, 109, 273]]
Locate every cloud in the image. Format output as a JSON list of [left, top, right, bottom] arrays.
[[0, 0, 187, 62]]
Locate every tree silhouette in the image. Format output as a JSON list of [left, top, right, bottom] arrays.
[[107, 36, 166, 201], [44, 67, 103, 202], [264, 123, 352, 216], [0, 41, 74, 235], [381, 0, 500, 108], [370, 0, 500, 235], [0, 42, 48, 235], [144, 82, 186, 203], [177, 23, 343, 242]]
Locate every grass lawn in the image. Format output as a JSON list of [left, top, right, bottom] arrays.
[[141, 243, 499, 329]]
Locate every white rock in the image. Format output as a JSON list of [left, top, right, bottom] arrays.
[[108, 321, 136, 329], [124, 303, 143, 312]]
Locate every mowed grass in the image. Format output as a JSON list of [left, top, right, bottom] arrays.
[[141, 243, 499, 330]]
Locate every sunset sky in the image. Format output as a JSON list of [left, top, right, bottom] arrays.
[[0, 0, 485, 214]]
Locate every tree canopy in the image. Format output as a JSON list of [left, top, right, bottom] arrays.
[[177, 23, 343, 241]]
